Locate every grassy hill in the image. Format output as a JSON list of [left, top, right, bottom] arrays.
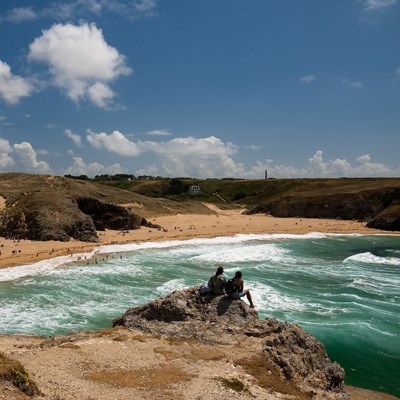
[[0, 173, 213, 242], [0, 173, 399, 241], [96, 176, 400, 231]]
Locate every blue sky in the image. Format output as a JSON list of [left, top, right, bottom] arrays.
[[0, 0, 399, 179]]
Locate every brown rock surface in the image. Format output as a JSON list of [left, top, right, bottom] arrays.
[[113, 287, 349, 400], [1, 288, 398, 399]]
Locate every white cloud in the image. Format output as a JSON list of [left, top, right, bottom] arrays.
[[0, 60, 34, 105], [136, 164, 160, 176], [356, 154, 371, 163], [13, 142, 51, 173], [1, 1, 157, 23], [87, 82, 115, 108], [64, 156, 127, 176], [68, 128, 400, 179], [144, 129, 172, 136], [361, 0, 396, 11], [350, 81, 363, 89], [86, 129, 243, 178], [336, 77, 364, 89], [86, 129, 142, 156], [0, 7, 38, 23], [133, 0, 158, 16], [0, 138, 14, 153], [299, 75, 316, 84], [28, 22, 132, 107], [0, 138, 15, 169], [147, 136, 242, 178], [65, 129, 83, 147], [244, 150, 396, 179]]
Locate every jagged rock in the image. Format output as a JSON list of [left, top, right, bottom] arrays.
[[262, 321, 347, 400], [113, 287, 258, 344], [113, 287, 349, 400]]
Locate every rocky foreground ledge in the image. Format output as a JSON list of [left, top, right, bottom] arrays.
[[113, 287, 348, 400], [2, 288, 398, 399]]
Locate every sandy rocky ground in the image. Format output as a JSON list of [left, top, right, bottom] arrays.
[[1, 327, 399, 400]]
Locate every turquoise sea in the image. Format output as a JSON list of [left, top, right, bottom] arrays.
[[0, 233, 399, 397]]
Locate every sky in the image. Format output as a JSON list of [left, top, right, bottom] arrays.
[[0, 0, 399, 179]]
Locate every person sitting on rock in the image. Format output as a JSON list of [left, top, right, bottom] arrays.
[[227, 271, 255, 308], [208, 266, 227, 295]]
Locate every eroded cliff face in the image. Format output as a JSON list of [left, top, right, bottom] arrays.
[[0, 194, 150, 242], [245, 186, 400, 232], [113, 287, 349, 400]]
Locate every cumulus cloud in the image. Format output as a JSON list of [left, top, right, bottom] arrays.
[[13, 142, 51, 173], [360, 0, 396, 11], [64, 129, 83, 147], [0, 60, 34, 105], [64, 156, 127, 176], [85, 129, 243, 178], [83, 129, 400, 178], [299, 75, 316, 84], [86, 129, 142, 156], [28, 22, 132, 107], [243, 150, 396, 179], [0, 138, 15, 169]]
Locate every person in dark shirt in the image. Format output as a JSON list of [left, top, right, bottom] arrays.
[[208, 266, 227, 295], [228, 270, 255, 308]]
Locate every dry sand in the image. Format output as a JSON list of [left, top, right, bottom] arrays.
[[0, 204, 396, 270]]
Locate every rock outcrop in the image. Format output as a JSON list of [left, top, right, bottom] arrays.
[[0, 193, 152, 242], [367, 204, 400, 231], [113, 287, 349, 400]]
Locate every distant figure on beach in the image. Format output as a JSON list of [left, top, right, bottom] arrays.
[[208, 266, 227, 295], [226, 271, 255, 308]]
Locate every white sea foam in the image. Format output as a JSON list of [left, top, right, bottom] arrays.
[[0, 251, 96, 282], [345, 252, 400, 266], [0, 232, 336, 283], [190, 244, 289, 264], [249, 280, 307, 313], [154, 279, 187, 297]]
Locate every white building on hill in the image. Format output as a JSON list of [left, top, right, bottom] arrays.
[[188, 185, 201, 195]]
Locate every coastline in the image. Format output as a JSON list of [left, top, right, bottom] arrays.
[[0, 206, 397, 270], [1, 208, 399, 399]]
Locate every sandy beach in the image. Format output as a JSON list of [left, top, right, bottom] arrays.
[[0, 205, 397, 270]]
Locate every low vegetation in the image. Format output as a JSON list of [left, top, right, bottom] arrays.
[[0, 352, 40, 396]]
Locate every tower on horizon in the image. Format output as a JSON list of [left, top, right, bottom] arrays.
[[265, 169, 268, 180]]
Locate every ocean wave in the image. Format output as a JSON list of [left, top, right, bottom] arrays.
[[190, 243, 289, 264], [153, 279, 187, 297], [0, 232, 336, 283], [344, 252, 400, 266]]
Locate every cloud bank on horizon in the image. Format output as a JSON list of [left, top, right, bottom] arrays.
[[0, 0, 399, 179]]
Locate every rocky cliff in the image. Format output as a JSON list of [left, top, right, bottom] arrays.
[[0, 173, 190, 242], [113, 287, 349, 400], [245, 184, 400, 231]]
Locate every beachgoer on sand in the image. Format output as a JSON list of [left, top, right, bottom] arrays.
[[226, 270, 255, 308], [208, 266, 227, 295]]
